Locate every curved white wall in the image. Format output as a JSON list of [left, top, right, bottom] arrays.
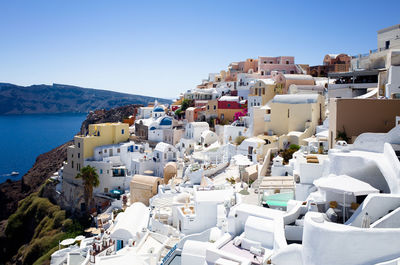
[[302, 212, 400, 265]]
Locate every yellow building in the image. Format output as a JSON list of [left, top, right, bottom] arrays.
[[264, 94, 325, 147], [63, 122, 129, 182], [248, 79, 277, 108]]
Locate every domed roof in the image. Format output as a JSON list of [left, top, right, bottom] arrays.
[[159, 117, 172, 126], [153, 106, 164, 112]]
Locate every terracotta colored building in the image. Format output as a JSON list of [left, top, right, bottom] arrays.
[[309, 54, 351, 77]]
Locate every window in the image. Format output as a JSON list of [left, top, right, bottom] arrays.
[[100, 169, 103, 174], [262, 88, 265, 95], [71, 161, 74, 168], [288, 109, 290, 118], [117, 148, 120, 153], [207, 105, 210, 110], [386, 40, 390, 49], [286, 61, 289, 64], [263, 61, 267, 64], [121, 129, 125, 134], [164, 153, 167, 159], [104, 149, 107, 153], [290, 70, 295, 74], [214, 105, 216, 110], [78, 153, 80, 158], [78, 142, 80, 148], [107, 170, 109, 174], [156, 153, 159, 159]]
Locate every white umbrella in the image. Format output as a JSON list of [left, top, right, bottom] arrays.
[[60, 238, 75, 246], [313, 174, 379, 196], [74, 235, 85, 241], [314, 174, 379, 223]]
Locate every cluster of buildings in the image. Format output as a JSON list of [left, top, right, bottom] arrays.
[[52, 24, 400, 265]]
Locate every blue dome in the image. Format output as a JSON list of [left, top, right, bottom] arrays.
[[149, 126, 157, 130], [153, 106, 164, 112], [159, 117, 172, 126]]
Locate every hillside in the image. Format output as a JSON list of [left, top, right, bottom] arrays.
[[0, 83, 171, 115], [0, 105, 138, 264]]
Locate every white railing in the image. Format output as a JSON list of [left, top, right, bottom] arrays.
[[328, 83, 378, 90]]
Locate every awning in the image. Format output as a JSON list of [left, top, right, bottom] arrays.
[[355, 87, 378, 99], [313, 175, 379, 196]]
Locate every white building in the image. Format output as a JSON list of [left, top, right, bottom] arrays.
[[185, 122, 210, 142], [85, 141, 152, 194], [152, 142, 177, 177]]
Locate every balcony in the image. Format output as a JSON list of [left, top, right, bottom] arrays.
[[328, 83, 378, 90], [112, 167, 126, 177]]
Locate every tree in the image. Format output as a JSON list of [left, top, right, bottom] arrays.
[[180, 99, 194, 112], [75, 165, 100, 214]]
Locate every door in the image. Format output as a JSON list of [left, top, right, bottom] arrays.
[[109, 149, 113, 156], [248, 146, 253, 161]]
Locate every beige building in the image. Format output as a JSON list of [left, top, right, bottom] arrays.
[[328, 98, 400, 148], [205, 99, 218, 120], [272, 73, 315, 94], [130, 175, 162, 206], [248, 79, 277, 108], [264, 94, 325, 147]]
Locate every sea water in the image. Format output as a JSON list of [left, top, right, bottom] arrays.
[[0, 113, 87, 183]]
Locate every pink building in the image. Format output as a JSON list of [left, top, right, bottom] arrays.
[[258, 56, 299, 76]]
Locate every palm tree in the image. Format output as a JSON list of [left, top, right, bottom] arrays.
[[75, 165, 100, 214]]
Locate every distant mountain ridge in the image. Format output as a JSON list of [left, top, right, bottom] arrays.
[[0, 83, 171, 114]]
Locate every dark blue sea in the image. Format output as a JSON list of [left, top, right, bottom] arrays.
[[0, 113, 87, 183]]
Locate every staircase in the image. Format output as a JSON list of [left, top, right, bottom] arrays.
[[392, 144, 400, 162]]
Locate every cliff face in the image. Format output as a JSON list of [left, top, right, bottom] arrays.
[[80, 104, 140, 134], [0, 141, 72, 221], [0, 83, 171, 115]]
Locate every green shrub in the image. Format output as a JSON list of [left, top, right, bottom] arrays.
[[33, 246, 59, 265], [4, 191, 86, 265], [289, 144, 300, 151], [234, 136, 246, 145]]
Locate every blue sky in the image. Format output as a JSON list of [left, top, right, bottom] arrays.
[[0, 0, 399, 99]]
